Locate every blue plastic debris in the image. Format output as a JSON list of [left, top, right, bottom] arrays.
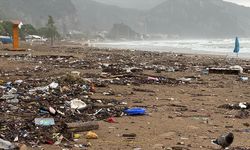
[[124, 108, 146, 116]]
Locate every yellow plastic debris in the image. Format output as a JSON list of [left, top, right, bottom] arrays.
[[86, 131, 98, 139], [74, 134, 81, 139]]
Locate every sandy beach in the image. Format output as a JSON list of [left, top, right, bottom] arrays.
[[1, 43, 250, 150]]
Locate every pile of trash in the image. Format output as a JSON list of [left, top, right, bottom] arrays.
[[219, 102, 250, 110], [0, 52, 194, 149], [219, 102, 250, 119], [0, 74, 128, 148], [3, 48, 247, 149]]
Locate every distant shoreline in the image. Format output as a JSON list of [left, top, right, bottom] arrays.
[[93, 41, 250, 59]]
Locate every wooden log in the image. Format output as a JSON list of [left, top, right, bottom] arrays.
[[209, 68, 240, 75], [66, 121, 99, 132], [132, 88, 155, 93]]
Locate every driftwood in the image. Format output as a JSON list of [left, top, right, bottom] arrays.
[[132, 88, 155, 93], [66, 121, 99, 132], [209, 68, 240, 75]]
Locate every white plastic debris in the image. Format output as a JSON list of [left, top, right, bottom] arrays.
[[239, 102, 247, 109], [230, 65, 243, 74], [71, 71, 81, 76], [8, 88, 17, 94], [178, 77, 192, 82], [34, 66, 40, 70], [0, 138, 17, 149], [0, 94, 17, 100], [14, 80, 23, 84], [29, 86, 49, 94], [70, 99, 87, 110], [13, 136, 18, 142], [240, 77, 248, 81], [96, 100, 102, 103], [49, 82, 59, 89], [102, 63, 110, 67], [147, 76, 159, 81], [49, 107, 57, 115], [121, 102, 128, 105]]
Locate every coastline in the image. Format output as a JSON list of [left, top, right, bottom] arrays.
[[93, 39, 250, 59], [92, 45, 250, 61]]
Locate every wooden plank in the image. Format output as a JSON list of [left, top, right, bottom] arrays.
[[66, 121, 99, 132]]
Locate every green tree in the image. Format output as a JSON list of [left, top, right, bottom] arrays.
[[37, 27, 49, 38], [1, 21, 13, 36], [0, 23, 4, 34], [20, 24, 38, 40], [36, 16, 60, 43], [47, 15, 57, 45]]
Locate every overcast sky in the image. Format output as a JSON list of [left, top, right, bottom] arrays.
[[224, 0, 250, 7]]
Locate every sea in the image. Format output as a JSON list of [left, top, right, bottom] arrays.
[[93, 38, 250, 58]]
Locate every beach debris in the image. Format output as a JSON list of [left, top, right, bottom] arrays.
[[2, 45, 250, 149], [177, 77, 192, 82], [201, 68, 209, 75], [234, 128, 250, 133], [29, 86, 49, 94], [231, 147, 250, 150], [66, 121, 99, 132], [122, 133, 137, 138], [49, 107, 57, 115], [153, 144, 165, 149], [0, 138, 17, 150], [71, 71, 81, 76], [124, 108, 146, 116], [243, 123, 250, 127], [132, 88, 155, 93], [86, 131, 98, 139], [49, 82, 59, 89], [235, 110, 249, 119], [69, 99, 87, 110], [211, 132, 234, 149], [239, 102, 248, 109], [209, 67, 242, 75], [219, 102, 250, 110], [34, 118, 55, 126], [105, 117, 117, 123], [230, 65, 243, 74], [73, 134, 81, 139], [240, 76, 248, 81], [147, 76, 159, 82]]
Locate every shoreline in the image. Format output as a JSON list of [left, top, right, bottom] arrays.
[[92, 44, 250, 60], [92, 38, 250, 59]]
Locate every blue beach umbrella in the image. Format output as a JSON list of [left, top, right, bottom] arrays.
[[233, 37, 240, 56]]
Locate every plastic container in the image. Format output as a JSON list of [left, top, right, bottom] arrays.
[[35, 118, 55, 126], [124, 108, 146, 116]]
